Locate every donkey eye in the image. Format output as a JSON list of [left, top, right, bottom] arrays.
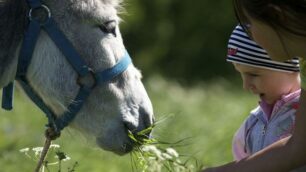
[[99, 20, 117, 36]]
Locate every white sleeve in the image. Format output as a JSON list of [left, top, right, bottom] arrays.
[[232, 120, 250, 161]]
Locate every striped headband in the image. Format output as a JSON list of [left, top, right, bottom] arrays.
[[227, 25, 300, 72]]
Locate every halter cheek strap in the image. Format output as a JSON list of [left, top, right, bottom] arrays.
[[1, 0, 132, 135]]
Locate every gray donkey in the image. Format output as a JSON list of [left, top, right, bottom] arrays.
[[0, 0, 154, 155]]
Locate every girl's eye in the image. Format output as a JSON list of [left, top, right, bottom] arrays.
[[242, 72, 258, 78], [99, 20, 117, 36], [248, 73, 259, 77]]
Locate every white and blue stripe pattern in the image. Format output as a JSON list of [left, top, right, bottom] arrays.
[[227, 25, 300, 72]]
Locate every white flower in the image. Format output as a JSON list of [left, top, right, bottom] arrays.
[[32, 147, 43, 152], [162, 153, 172, 160], [19, 148, 30, 153], [32, 147, 43, 156], [63, 156, 71, 161], [50, 144, 60, 149], [141, 145, 157, 152], [141, 145, 163, 159], [166, 148, 179, 158], [55, 155, 71, 161]]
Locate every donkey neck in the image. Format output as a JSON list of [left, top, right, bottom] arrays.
[[0, 0, 27, 88]]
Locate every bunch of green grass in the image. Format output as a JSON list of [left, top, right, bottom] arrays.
[[128, 122, 201, 172]]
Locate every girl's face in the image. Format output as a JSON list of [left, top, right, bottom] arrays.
[[234, 63, 300, 105]]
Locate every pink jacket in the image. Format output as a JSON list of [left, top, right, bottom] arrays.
[[232, 89, 300, 160]]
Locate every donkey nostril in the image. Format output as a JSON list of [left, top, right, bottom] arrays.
[[122, 142, 133, 153], [123, 120, 137, 133], [139, 106, 154, 129]]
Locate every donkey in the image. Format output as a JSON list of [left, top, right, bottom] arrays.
[[0, 0, 154, 155]]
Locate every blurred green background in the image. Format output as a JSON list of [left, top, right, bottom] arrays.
[[121, 0, 238, 84], [0, 0, 258, 171]]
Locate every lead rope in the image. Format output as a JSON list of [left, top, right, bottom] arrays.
[[34, 128, 60, 172]]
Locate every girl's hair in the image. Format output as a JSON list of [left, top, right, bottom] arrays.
[[233, 0, 306, 37]]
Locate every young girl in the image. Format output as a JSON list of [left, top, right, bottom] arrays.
[[228, 25, 303, 167], [203, 1, 306, 172]]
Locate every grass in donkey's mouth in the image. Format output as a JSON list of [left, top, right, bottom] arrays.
[[127, 125, 157, 147], [128, 123, 201, 172]]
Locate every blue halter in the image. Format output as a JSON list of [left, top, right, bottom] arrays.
[[1, 0, 132, 135]]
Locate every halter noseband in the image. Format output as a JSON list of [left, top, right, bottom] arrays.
[[1, 0, 132, 135]]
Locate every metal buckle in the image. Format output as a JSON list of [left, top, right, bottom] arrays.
[[29, 4, 51, 25], [77, 69, 96, 89]]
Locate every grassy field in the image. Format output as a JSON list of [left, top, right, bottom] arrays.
[[0, 76, 257, 171]]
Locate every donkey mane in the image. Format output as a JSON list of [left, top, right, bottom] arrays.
[[0, 0, 27, 87]]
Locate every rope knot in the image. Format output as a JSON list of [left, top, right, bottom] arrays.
[[45, 127, 61, 140]]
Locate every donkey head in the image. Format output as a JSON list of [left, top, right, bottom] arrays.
[[0, 0, 154, 155]]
